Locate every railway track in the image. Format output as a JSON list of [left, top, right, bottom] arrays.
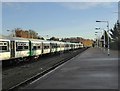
[[3, 52, 62, 71], [2, 48, 88, 91]]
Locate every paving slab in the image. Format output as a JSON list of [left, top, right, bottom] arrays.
[[23, 47, 119, 89]]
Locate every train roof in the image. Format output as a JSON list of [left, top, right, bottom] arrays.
[[0, 38, 10, 41], [49, 41, 61, 43], [0, 35, 83, 44], [0, 36, 28, 40], [29, 39, 50, 43], [29, 39, 45, 42]]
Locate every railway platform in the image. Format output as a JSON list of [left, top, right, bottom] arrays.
[[22, 47, 119, 89]]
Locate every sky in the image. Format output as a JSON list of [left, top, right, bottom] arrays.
[[2, 2, 118, 39]]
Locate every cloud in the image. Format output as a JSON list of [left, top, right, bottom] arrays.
[[60, 2, 113, 10]]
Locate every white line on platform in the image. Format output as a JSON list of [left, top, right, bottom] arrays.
[[29, 57, 75, 85]]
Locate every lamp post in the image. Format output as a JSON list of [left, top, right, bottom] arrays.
[[96, 20, 110, 56]]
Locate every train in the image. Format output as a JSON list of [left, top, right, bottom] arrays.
[[0, 36, 84, 63]]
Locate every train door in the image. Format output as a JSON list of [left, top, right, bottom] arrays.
[[10, 41, 15, 58], [29, 41, 32, 56], [41, 42, 43, 54], [50, 43, 52, 53], [55, 43, 57, 52]]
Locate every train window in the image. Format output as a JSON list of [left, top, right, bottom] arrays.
[[52, 45, 56, 48], [0, 46, 8, 52], [38, 46, 41, 49], [61, 45, 64, 48], [57, 44, 60, 48], [32, 46, 37, 50], [0, 41, 9, 52], [44, 46, 49, 49], [55, 45, 57, 48], [17, 46, 23, 51], [65, 44, 69, 47], [24, 46, 28, 50], [70, 45, 73, 47], [4, 43, 7, 45], [57, 46, 60, 48], [24, 43, 29, 46], [2, 46, 7, 50], [0, 43, 3, 45], [16, 42, 29, 51], [44, 46, 46, 49], [0, 46, 1, 52]]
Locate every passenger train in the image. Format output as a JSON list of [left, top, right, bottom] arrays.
[[0, 37, 83, 63]]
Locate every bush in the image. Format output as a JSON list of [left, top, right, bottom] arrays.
[[110, 41, 119, 50]]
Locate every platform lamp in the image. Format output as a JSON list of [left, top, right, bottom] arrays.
[[96, 20, 110, 56]]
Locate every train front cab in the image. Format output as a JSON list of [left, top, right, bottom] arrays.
[[0, 39, 10, 61]]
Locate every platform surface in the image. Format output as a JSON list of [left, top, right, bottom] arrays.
[[23, 47, 119, 89]]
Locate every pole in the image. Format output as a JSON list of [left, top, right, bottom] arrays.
[[100, 31, 102, 50], [96, 35, 98, 47], [103, 30, 106, 52], [95, 34, 98, 47], [107, 21, 110, 56]]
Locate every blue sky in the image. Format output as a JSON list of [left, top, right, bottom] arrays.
[[2, 2, 118, 39]]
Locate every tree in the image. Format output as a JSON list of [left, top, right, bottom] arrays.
[[110, 21, 120, 42], [15, 28, 22, 37], [11, 28, 39, 39], [110, 20, 120, 50], [49, 37, 59, 41], [29, 29, 38, 39], [38, 36, 44, 40]]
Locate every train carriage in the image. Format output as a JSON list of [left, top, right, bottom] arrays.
[[60, 42, 65, 51], [77, 43, 81, 49], [64, 42, 70, 51], [80, 42, 84, 48], [29, 39, 42, 56], [56, 41, 61, 52], [50, 41, 57, 53], [71, 43, 75, 50], [0, 38, 10, 61], [10, 37, 30, 59], [68, 42, 72, 50], [42, 41, 51, 54], [75, 43, 78, 49]]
